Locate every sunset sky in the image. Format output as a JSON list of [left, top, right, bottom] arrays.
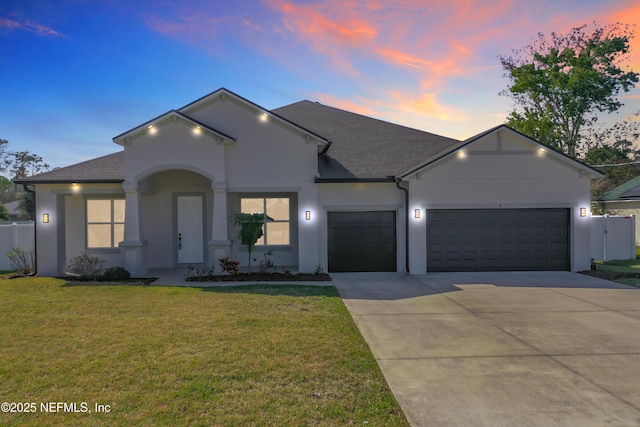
[[1, 0, 639, 169]]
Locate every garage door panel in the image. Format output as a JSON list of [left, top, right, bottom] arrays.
[[427, 208, 569, 272], [328, 211, 397, 272]]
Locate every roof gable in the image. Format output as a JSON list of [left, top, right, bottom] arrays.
[[400, 125, 604, 179], [113, 110, 235, 146], [179, 88, 330, 151]]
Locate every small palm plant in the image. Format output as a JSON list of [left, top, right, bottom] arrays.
[[232, 213, 271, 273]]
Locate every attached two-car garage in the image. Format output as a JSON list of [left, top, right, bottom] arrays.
[[327, 208, 570, 273], [426, 208, 570, 272]]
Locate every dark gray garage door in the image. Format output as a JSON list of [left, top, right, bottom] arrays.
[[427, 209, 569, 272], [328, 211, 397, 272]]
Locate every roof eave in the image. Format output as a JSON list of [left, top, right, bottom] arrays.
[[113, 110, 235, 146], [14, 179, 124, 185], [315, 177, 396, 183], [400, 125, 605, 179]]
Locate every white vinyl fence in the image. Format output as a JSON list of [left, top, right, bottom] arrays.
[[590, 215, 636, 261], [0, 222, 35, 270]]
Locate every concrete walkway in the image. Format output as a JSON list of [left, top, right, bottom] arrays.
[[332, 272, 640, 427]]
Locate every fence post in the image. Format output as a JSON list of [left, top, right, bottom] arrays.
[[11, 222, 18, 250], [631, 215, 636, 259]]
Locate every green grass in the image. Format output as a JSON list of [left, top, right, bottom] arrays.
[[0, 278, 408, 426], [593, 257, 640, 287]]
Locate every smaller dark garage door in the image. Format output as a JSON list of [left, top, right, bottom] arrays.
[[427, 208, 569, 272], [328, 211, 397, 272]]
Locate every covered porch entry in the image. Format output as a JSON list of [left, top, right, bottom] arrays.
[[121, 168, 231, 275]]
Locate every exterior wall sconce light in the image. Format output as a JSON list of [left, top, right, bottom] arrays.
[[305, 210, 311, 221], [580, 207, 587, 217], [414, 209, 421, 219], [43, 213, 50, 223]]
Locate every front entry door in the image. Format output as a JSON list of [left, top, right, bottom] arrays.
[[177, 195, 204, 264]]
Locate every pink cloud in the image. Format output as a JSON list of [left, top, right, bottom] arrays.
[[144, 13, 233, 51], [0, 17, 65, 37], [316, 90, 468, 125], [314, 93, 380, 117], [606, 3, 640, 72]]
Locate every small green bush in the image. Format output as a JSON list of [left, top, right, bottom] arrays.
[[101, 266, 131, 281]]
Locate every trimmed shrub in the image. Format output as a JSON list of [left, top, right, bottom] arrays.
[[101, 266, 131, 281]]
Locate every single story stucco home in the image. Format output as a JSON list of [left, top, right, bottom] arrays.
[[16, 88, 603, 277]]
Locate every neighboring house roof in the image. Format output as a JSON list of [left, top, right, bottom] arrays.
[[14, 151, 124, 184], [273, 100, 460, 179], [4, 200, 22, 218], [400, 125, 604, 179], [597, 175, 640, 201]]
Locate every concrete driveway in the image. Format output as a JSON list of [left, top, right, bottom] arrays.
[[332, 272, 640, 427]]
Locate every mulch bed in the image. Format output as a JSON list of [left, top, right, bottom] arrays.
[[185, 273, 332, 282]]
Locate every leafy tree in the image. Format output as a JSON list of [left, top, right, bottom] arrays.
[[0, 203, 8, 221], [0, 140, 50, 220], [0, 139, 7, 161], [584, 140, 640, 213], [3, 150, 49, 179], [0, 176, 14, 203], [232, 213, 271, 273], [499, 22, 639, 158]]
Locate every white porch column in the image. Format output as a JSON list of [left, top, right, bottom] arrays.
[[208, 183, 231, 267], [119, 180, 147, 275]]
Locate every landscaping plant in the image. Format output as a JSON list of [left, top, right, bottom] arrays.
[[67, 252, 105, 280], [6, 246, 34, 275], [232, 212, 271, 273]]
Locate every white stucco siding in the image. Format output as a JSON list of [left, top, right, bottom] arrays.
[[407, 131, 593, 273], [317, 183, 406, 272], [35, 183, 124, 276], [124, 121, 225, 183], [185, 98, 318, 188]]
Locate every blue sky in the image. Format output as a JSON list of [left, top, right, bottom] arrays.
[[1, 0, 639, 169]]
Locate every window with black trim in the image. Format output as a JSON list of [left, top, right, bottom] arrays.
[[86, 199, 125, 248], [240, 197, 290, 245]]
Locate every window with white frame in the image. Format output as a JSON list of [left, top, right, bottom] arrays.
[[86, 199, 125, 248], [240, 197, 290, 245]]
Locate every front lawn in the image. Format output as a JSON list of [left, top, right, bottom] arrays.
[[0, 278, 407, 426], [586, 258, 640, 287]]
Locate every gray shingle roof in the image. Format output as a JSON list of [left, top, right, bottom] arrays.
[[18, 98, 464, 184], [15, 151, 124, 184], [273, 101, 460, 179]]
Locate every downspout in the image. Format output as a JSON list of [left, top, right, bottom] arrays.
[[394, 177, 410, 273], [23, 184, 37, 275]]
